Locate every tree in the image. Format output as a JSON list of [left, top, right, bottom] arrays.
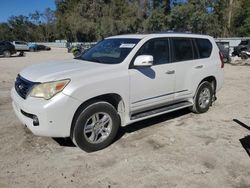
[[233, 0, 250, 36]]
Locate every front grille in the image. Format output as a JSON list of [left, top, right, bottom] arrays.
[[15, 75, 38, 99]]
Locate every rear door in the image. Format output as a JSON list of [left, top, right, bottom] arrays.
[[171, 37, 213, 100], [170, 37, 198, 100]]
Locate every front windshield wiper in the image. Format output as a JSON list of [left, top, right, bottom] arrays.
[[77, 57, 102, 63], [90, 57, 104, 63]]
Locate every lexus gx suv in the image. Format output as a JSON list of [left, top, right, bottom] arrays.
[[11, 33, 224, 152]]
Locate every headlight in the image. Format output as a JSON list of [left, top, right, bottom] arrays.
[[29, 79, 70, 100]]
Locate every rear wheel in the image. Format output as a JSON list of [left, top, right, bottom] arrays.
[[3, 50, 11, 57], [190, 81, 213, 113], [241, 53, 248, 60], [71, 101, 120, 152]]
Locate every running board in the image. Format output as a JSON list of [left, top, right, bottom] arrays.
[[130, 101, 193, 120]]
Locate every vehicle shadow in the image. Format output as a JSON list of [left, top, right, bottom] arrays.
[[53, 108, 191, 148], [0, 54, 26, 58], [233, 119, 250, 157], [115, 108, 191, 141], [52, 137, 75, 147]]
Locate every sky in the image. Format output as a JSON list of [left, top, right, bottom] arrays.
[[0, 0, 56, 23]]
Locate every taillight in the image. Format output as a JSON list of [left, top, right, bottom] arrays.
[[219, 52, 224, 68]]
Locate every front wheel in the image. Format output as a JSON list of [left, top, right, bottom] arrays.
[[190, 81, 213, 113], [72, 101, 120, 152]]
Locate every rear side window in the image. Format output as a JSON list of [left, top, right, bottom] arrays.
[[172, 38, 193, 62], [195, 38, 212, 58]]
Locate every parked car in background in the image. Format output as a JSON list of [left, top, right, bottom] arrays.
[[216, 42, 231, 63], [28, 43, 38, 52], [11, 33, 224, 152], [240, 50, 250, 59], [29, 44, 51, 52], [232, 40, 250, 57], [0, 41, 16, 57], [71, 44, 85, 57], [68, 43, 96, 57], [37, 44, 51, 51], [12, 41, 29, 51]]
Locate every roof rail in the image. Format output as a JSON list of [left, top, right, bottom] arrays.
[[156, 30, 193, 34]]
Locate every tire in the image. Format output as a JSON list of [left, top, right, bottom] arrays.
[[72, 101, 120, 152], [3, 50, 11, 57], [190, 81, 213, 114], [241, 53, 248, 60]]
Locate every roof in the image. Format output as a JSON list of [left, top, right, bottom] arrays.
[[106, 32, 212, 40]]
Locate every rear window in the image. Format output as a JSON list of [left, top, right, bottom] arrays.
[[15, 41, 27, 45], [195, 38, 212, 58], [172, 38, 193, 62]]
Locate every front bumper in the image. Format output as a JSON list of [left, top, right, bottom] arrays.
[[11, 88, 80, 137]]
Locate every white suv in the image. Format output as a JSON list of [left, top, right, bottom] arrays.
[[11, 33, 224, 152]]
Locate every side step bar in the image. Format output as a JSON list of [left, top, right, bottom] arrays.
[[131, 101, 193, 120]]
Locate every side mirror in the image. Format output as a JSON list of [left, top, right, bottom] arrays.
[[134, 55, 153, 67]]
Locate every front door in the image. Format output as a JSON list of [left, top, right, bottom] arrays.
[[129, 38, 175, 113]]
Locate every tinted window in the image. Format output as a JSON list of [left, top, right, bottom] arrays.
[[196, 38, 212, 58], [172, 38, 193, 62], [136, 38, 170, 65]]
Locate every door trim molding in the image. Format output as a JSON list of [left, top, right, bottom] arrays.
[[131, 89, 188, 104]]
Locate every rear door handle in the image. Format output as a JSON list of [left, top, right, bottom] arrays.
[[195, 65, 203, 69], [165, 70, 175, 74]]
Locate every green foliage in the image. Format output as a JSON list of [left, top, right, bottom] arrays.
[[233, 0, 250, 36], [0, 0, 249, 42]]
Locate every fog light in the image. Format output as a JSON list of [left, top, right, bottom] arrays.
[[33, 115, 39, 126]]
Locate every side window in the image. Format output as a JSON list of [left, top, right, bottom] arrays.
[[195, 38, 212, 58], [136, 38, 170, 65], [172, 38, 193, 62]]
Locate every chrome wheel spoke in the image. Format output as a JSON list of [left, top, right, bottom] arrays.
[[89, 131, 95, 142], [83, 112, 112, 144], [92, 113, 99, 124], [93, 131, 100, 142], [198, 88, 211, 108], [100, 115, 110, 127]]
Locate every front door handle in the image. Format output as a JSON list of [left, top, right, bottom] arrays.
[[195, 65, 203, 69], [166, 70, 175, 74]]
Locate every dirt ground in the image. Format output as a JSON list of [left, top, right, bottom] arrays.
[[0, 49, 250, 188]]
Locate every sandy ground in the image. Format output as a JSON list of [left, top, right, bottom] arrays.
[[0, 49, 250, 188]]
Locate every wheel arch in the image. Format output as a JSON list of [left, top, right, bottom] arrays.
[[199, 76, 217, 93], [70, 93, 125, 138]]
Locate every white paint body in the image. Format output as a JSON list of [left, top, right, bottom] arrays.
[[12, 41, 29, 51], [11, 33, 224, 137]]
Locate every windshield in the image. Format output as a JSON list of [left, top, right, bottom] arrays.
[[80, 38, 140, 64]]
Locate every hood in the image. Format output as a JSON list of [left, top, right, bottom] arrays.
[[19, 59, 111, 82]]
